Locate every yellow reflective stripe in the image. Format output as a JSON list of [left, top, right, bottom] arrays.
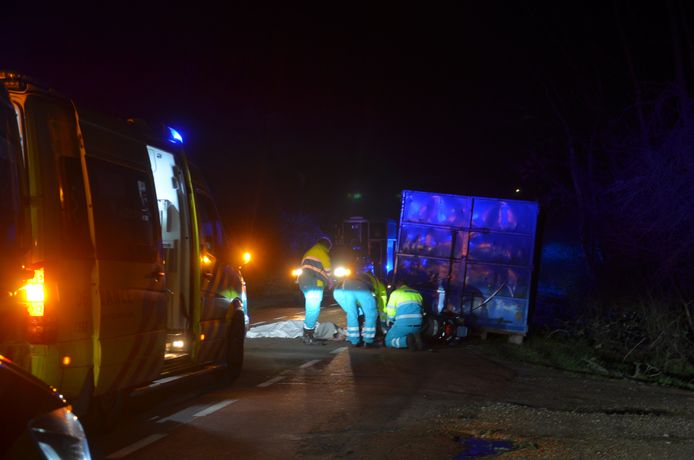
[[301, 264, 329, 279]]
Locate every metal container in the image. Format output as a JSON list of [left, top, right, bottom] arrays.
[[393, 190, 540, 335]]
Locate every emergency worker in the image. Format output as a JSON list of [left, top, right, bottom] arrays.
[[384, 280, 424, 350], [363, 263, 388, 336], [333, 258, 380, 347], [297, 237, 332, 344]]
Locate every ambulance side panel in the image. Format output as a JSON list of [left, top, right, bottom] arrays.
[[79, 121, 167, 396]]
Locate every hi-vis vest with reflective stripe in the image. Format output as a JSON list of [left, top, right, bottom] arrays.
[[299, 243, 331, 287], [386, 285, 423, 322], [367, 273, 388, 316]]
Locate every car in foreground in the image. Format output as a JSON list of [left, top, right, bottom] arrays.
[[0, 354, 92, 459]]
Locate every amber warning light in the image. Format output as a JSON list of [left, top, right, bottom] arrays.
[[19, 267, 46, 317]]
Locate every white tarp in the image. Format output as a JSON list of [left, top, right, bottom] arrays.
[[246, 320, 345, 340]]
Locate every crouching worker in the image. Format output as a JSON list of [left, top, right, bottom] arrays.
[[384, 280, 424, 350]]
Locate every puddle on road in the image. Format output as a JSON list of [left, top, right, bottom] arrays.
[[454, 436, 516, 459]]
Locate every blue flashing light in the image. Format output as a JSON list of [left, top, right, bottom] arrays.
[[386, 238, 395, 274], [168, 127, 183, 144]]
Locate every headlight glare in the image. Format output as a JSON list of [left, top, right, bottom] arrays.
[[29, 407, 92, 460]]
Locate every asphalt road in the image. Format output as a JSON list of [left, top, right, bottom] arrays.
[[87, 302, 694, 459]]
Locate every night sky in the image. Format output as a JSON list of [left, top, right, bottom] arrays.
[[2, 2, 689, 265]]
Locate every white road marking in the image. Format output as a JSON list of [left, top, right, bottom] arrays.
[[257, 375, 286, 388], [148, 374, 185, 387], [330, 346, 348, 354], [106, 434, 167, 459], [193, 399, 237, 417], [251, 321, 267, 326], [299, 359, 321, 369], [156, 405, 206, 424]]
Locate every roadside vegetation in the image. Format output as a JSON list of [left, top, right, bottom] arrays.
[[481, 298, 694, 391], [518, 41, 694, 392]]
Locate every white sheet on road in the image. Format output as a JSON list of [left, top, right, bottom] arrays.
[[246, 320, 345, 340]]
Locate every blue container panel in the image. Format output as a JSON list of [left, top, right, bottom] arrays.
[[462, 296, 529, 333], [402, 191, 472, 227], [443, 261, 467, 314], [395, 255, 450, 290], [449, 260, 466, 289], [465, 263, 531, 300], [444, 287, 465, 315], [468, 232, 534, 266], [453, 230, 469, 259], [398, 224, 455, 259], [471, 199, 538, 235], [395, 190, 539, 335]]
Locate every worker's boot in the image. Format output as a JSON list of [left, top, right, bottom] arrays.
[[413, 332, 424, 351], [302, 327, 316, 345], [406, 332, 424, 351], [406, 333, 417, 351]]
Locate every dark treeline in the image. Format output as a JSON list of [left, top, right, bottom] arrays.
[[524, 1, 694, 379]]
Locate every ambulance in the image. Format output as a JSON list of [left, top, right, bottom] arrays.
[[0, 72, 248, 417]]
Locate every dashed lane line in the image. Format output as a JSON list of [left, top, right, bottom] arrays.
[[156, 404, 207, 424], [106, 434, 167, 459], [257, 375, 286, 388], [193, 399, 237, 417], [107, 327, 345, 457], [299, 359, 321, 369]]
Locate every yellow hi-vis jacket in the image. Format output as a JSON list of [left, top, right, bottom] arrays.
[[386, 284, 423, 322], [366, 273, 388, 322], [299, 242, 332, 288]]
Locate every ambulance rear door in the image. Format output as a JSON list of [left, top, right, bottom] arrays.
[[147, 145, 193, 363]]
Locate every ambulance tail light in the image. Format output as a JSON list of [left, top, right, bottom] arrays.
[[20, 267, 46, 317], [18, 266, 57, 344]]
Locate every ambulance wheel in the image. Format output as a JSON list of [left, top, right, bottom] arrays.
[[225, 312, 245, 381]]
